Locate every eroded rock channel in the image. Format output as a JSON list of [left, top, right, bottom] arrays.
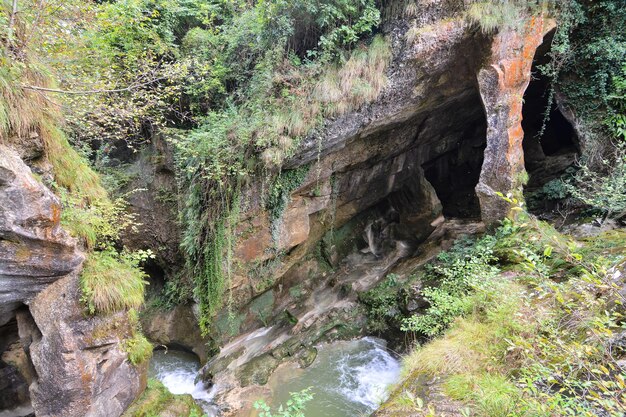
[[0, 3, 582, 417]]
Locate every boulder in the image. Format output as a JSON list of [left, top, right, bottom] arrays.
[[18, 274, 147, 417], [141, 304, 212, 363]]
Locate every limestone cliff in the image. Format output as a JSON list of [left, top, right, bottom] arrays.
[[0, 144, 146, 416]]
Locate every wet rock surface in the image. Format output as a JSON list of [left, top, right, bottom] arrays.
[[141, 304, 212, 364], [184, 6, 559, 414]]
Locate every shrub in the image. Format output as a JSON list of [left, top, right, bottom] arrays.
[[565, 146, 626, 220], [80, 249, 149, 315], [400, 235, 499, 337], [359, 273, 403, 332]]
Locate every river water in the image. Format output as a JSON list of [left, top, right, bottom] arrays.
[[149, 337, 400, 417], [268, 337, 400, 417]]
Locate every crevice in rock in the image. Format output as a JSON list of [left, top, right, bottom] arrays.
[[522, 28, 579, 191], [143, 259, 166, 298]]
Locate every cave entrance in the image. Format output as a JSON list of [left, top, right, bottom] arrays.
[[522, 29, 578, 191], [422, 94, 487, 219], [143, 260, 166, 299]]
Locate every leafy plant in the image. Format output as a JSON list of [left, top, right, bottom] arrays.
[[400, 235, 500, 337], [359, 273, 403, 332], [253, 388, 313, 417]]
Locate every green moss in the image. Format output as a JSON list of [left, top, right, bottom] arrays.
[[249, 290, 275, 326], [266, 165, 310, 242], [122, 379, 203, 417]]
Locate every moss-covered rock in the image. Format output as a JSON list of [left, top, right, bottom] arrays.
[[237, 353, 280, 387], [122, 379, 203, 417]]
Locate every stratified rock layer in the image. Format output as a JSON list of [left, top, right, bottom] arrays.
[[1, 143, 147, 416], [0, 144, 83, 325]]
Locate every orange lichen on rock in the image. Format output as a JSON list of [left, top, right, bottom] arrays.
[[476, 15, 556, 224]]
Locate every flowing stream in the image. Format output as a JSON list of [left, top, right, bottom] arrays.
[[267, 337, 400, 417], [148, 349, 219, 416], [149, 337, 400, 417]]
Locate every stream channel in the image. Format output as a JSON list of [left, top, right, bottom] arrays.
[[149, 337, 401, 417]]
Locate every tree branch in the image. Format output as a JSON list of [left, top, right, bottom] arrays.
[[21, 77, 167, 95]]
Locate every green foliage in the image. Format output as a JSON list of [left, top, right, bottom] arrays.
[[359, 273, 403, 332], [565, 148, 626, 220], [397, 208, 626, 417], [253, 388, 313, 417], [467, 0, 553, 33], [400, 235, 500, 337], [266, 165, 310, 240], [550, 1, 625, 123], [151, 274, 195, 309], [80, 249, 150, 315], [123, 331, 153, 366], [526, 177, 571, 210], [172, 13, 390, 330], [61, 190, 138, 249]]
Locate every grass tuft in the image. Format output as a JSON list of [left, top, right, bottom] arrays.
[[122, 378, 204, 417], [80, 249, 148, 315]]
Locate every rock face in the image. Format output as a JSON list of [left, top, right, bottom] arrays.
[[18, 275, 147, 417], [141, 304, 211, 363], [206, 5, 555, 344], [0, 143, 147, 416], [186, 6, 566, 415], [0, 144, 83, 326], [119, 134, 183, 277], [476, 16, 556, 224]]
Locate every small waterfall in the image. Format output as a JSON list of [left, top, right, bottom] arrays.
[[149, 349, 218, 415], [336, 337, 401, 410], [268, 337, 401, 417]]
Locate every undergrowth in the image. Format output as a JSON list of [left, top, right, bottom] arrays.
[[175, 32, 391, 333], [393, 210, 626, 417]]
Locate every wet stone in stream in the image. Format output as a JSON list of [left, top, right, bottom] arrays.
[[150, 338, 400, 417]]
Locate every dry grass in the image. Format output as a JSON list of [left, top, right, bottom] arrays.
[[0, 62, 57, 142], [402, 319, 490, 377], [80, 249, 148, 315], [314, 35, 391, 117], [256, 35, 391, 168], [40, 122, 107, 201]]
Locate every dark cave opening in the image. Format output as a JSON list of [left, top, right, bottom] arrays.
[[0, 310, 32, 414], [422, 101, 487, 219], [143, 260, 167, 298], [522, 29, 578, 191]]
